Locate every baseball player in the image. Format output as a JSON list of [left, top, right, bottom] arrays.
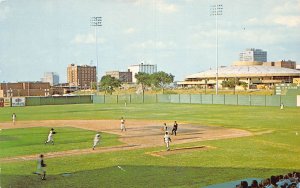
[[93, 132, 101, 150], [164, 123, 168, 131], [120, 117, 126, 131], [12, 113, 16, 125], [171, 121, 178, 136], [45, 128, 56, 145], [164, 131, 171, 151], [36, 154, 47, 180], [280, 103, 284, 110]]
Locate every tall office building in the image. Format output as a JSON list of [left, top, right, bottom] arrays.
[[41, 72, 59, 86], [239, 48, 267, 62], [67, 64, 96, 89], [128, 63, 157, 83]]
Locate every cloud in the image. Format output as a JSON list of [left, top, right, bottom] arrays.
[[273, 16, 300, 27], [71, 33, 105, 44], [156, 0, 178, 13], [130, 40, 177, 50], [0, 0, 10, 20], [132, 0, 178, 14], [124, 27, 136, 34], [245, 1, 300, 28], [272, 0, 300, 14]]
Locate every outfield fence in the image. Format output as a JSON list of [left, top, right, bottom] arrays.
[[25, 95, 92, 106], [93, 93, 298, 107], [6, 93, 298, 107]]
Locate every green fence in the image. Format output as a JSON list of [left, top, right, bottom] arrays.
[[93, 94, 298, 107], [26, 95, 92, 106]]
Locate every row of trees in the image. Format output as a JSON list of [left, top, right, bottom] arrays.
[[99, 71, 174, 94], [94, 74, 248, 94]]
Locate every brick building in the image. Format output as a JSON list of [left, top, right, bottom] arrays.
[[67, 64, 96, 89], [0, 82, 63, 97]]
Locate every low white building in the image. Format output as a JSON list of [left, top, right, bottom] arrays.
[[128, 63, 157, 83]]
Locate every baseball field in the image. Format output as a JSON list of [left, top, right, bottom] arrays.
[[0, 103, 299, 187]]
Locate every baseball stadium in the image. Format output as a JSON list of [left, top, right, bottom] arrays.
[[1, 92, 300, 188]]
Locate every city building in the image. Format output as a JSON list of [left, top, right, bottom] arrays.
[[67, 64, 96, 89], [106, 70, 132, 83], [41, 72, 59, 86], [0, 82, 60, 97], [178, 61, 300, 89], [178, 48, 299, 89], [239, 48, 267, 62], [128, 63, 157, 83]]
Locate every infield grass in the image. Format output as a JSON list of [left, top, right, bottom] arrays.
[[1, 103, 300, 187]]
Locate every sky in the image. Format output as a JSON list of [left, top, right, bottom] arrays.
[[0, 0, 300, 83]]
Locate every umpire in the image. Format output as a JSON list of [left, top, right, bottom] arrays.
[[171, 121, 178, 136]]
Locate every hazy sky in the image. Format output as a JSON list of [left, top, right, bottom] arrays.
[[1, 0, 300, 83]]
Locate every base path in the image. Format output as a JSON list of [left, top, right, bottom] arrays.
[[0, 120, 252, 162]]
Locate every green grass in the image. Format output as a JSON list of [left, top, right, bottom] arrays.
[[0, 127, 122, 158], [1, 103, 300, 187]]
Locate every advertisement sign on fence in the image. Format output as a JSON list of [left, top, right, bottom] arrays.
[[4, 98, 11, 107], [11, 97, 26, 107]]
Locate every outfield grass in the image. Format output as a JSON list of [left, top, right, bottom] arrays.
[[1, 103, 300, 187], [0, 127, 122, 158]]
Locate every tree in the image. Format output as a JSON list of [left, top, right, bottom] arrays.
[[151, 71, 174, 93], [100, 75, 121, 94], [135, 72, 152, 94], [221, 79, 236, 88], [221, 78, 248, 93]]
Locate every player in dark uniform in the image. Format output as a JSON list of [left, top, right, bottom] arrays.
[[171, 121, 178, 136]]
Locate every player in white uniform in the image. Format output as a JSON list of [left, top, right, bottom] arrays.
[[12, 113, 16, 125], [164, 131, 171, 151], [163, 123, 168, 131], [36, 154, 47, 180], [45, 128, 55, 145], [93, 132, 101, 150], [120, 117, 126, 131]]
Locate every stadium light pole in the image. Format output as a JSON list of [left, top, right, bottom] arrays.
[[90, 17, 102, 93], [210, 4, 223, 95]]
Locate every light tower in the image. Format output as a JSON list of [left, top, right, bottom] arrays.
[[210, 4, 223, 95], [90, 17, 102, 92]]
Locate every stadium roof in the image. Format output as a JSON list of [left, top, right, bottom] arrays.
[[186, 66, 300, 79]]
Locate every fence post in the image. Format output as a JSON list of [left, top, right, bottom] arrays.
[[200, 94, 202, 104], [249, 95, 251, 106], [265, 95, 267, 107], [212, 94, 213, 104], [279, 95, 282, 106]]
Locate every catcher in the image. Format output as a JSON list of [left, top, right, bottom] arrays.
[[45, 128, 56, 145]]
